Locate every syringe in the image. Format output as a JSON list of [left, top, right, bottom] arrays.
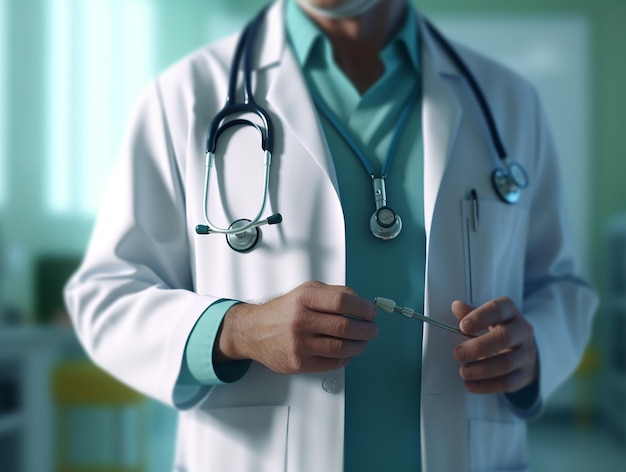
[[373, 297, 475, 338]]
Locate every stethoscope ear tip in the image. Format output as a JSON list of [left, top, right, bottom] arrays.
[[267, 213, 283, 225], [196, 225, 210, 234]]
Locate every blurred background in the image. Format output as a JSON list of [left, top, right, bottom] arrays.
[[0, 0, 624, 470]]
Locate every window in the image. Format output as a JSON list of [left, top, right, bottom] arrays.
[[0, 0, 7, 207], [46, 0, 156, 215]]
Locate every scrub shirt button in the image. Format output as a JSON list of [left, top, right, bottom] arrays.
[[322, 376, 337, 393]]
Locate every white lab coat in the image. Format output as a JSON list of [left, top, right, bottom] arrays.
[[65, 1, 597, 471]]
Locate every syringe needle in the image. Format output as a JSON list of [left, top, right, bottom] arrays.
[[373, 297, 474, 338]]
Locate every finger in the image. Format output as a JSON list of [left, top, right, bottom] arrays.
[[459, 297, 518, 335], [302, 281, 359, 298], [451, 300, 474, 322], [298, 284, 378, 322], [303, 336, 370, 359], [454, 321, 525, 362], [302, 280, 354, 294], [459, 348, 526, 381], [310, 314, 379, 341], [462, 369, 530, 394]]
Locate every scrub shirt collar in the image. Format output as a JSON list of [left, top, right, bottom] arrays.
[[286, 0, 420, 75]]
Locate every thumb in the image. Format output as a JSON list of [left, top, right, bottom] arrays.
[[451, 300, 474, 322]]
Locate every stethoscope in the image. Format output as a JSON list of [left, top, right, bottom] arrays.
[[195, 8, 282, 252], [196, 8, 529, 252]]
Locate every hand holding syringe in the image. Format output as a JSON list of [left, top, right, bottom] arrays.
[[373, 297, 475, 338]]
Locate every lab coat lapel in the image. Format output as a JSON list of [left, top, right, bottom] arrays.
[[418, 15, 464, 237], [267, 52, 340, 194], [262, 1, 340, 196], [418, 16, 471, 472]]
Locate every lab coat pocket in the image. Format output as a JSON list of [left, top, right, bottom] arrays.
[[460, 198, 530, 308], [176, 404, 289, 472], [468, 418, 530, 472]]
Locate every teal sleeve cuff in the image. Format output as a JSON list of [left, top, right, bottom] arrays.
[[180, 299, 251, 386]]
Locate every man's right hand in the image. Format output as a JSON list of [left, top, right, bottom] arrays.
[[215, 281, 379, 374]]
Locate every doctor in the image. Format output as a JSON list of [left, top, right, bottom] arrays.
[[65, 0, 597, 470]]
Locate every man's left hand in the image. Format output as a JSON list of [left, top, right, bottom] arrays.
[[452, 297, 538, 394]]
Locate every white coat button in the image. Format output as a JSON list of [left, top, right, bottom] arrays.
[[322, 376, 337, 393]]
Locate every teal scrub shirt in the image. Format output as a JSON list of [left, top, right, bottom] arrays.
[[286, 3, 426, 470]]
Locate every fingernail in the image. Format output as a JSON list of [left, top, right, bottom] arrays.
[[461, 319, 473, 333]]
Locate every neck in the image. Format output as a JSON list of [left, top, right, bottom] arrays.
[[304, 0, 407, 93]]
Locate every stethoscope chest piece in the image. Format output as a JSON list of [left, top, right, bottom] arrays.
[[226, 219, 260, 252], [370, 206, 402, 240], [491, 160, 529, 205], [369, 178, 402, 240]]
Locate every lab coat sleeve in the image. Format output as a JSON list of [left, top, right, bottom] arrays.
[[65, 80, 218, 409], [511, 88, 598, 418]]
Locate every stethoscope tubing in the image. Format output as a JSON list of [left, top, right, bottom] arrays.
[[206, 7, 275, 155], [425, 20, 530, 203], [201, 6, 275, 235], [424, 20, 507, 161], [309, 83, 420, 179], [202, 149, 272, 235], [207, 103, 273, 154]]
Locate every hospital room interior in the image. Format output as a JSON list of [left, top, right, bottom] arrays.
[[0, 0, 624, 470]]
